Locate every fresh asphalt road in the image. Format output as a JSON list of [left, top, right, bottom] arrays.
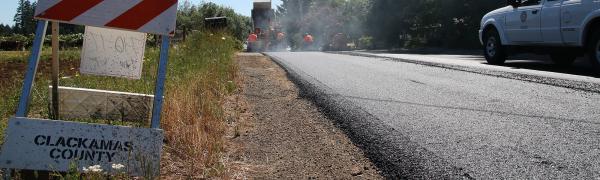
[[343, 51, 600, 83], [266, 52, 600, 179]]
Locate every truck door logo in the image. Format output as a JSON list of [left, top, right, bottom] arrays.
[[563, 11, 573, 24], [520, 11, 528, 23]]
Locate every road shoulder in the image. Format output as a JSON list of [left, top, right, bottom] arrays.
[[223, 53, 381, 179]]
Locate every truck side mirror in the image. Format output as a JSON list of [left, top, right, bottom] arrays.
[[507, 0, 520, 7]]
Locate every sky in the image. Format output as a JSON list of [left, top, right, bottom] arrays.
[[0, 0, 283, 26]]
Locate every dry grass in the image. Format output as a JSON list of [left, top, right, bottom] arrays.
[[159, 32, 239, 178], [0, 32, 240, 178]]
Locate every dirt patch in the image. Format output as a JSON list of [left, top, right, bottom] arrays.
[[224, 53, 382, 179], [0, 58, 79, 87]]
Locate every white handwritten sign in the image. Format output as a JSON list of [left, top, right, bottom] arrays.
[[81, 26, 146, 79], [0, 117, 163, 176]]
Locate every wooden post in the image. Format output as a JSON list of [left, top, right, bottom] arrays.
[[51, 21, 59, 120]]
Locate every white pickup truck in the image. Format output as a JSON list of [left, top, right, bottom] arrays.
[[479, 0, 600, 71]]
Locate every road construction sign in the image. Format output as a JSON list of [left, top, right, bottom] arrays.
[[0, 117, 163, 176], [34, 0, 178, 36], [2, 0, 177, 177]]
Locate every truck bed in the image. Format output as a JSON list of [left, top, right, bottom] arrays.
[[254, 0, 271, 10]]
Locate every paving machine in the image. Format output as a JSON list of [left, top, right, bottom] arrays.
[[250, 0, 274, 52]]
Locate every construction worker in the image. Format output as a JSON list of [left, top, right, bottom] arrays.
[[247, 31, 258, 52], [303, 33, 314, 51], [265, 28, 274, 51], [276, 31, 285, 51]]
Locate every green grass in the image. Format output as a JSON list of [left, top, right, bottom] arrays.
[[0, 31, 240, 178], [0, 49, 81, 62], [0, 48, 86, 130], [0, 49, 158, 140], [0, 32, 238, 124], [0, 81, 20, 141], [0, 47, 158, 124]]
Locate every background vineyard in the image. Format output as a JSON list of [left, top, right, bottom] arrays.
[[0, 0, 251, 51]]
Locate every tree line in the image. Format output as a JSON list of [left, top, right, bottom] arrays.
[[0, 0, 84, 50], [1, 0, 83, 36], [2, 0, 506, 50], [276, 0, 507, 49], [0, 0, 36, 36], [276, 0, 371, 49], [176, 1, 252, 42], [1, 0, 251, 50]]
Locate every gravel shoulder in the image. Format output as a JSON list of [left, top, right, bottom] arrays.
[[224, 53, 381, 179]]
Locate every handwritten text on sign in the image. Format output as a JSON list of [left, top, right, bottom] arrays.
[[81, 26, 146, 79], [0, 118, 163, 176]]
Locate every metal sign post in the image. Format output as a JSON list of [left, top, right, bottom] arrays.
[[16, 20, 48, 117], [151, 36, 170, 129], [4, 20, 48, 180], [1, 0, 179, 176]]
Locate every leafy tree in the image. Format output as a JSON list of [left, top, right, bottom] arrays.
[[342, 0, 371, 41], [276, 0, 315, 49], [275, 0, 507, 49], [437, 0, 505, 47], [366, 0, 505, 48], [59, 24, 85, 35], [276, 0, 370, 49], [176, 2, 251, 42]]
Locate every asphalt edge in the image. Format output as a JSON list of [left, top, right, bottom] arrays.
[[329, 51, 600, 94], [263, 53, 475, 179]]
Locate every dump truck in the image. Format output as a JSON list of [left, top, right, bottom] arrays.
[[250, 0, 274, 52]]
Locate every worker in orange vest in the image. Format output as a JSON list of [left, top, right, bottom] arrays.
[[247, 31, 258, 52], [303, 33, 314, 51], [276, 31, 285, 51]]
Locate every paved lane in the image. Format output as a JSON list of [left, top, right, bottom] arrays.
[[266, 52, 600, 179], [337, 51, 600, 87]]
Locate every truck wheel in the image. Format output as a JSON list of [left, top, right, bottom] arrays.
[[550, 52, 576, 66], [483, 29, 507, 65], [590, 29, 600, 72]]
